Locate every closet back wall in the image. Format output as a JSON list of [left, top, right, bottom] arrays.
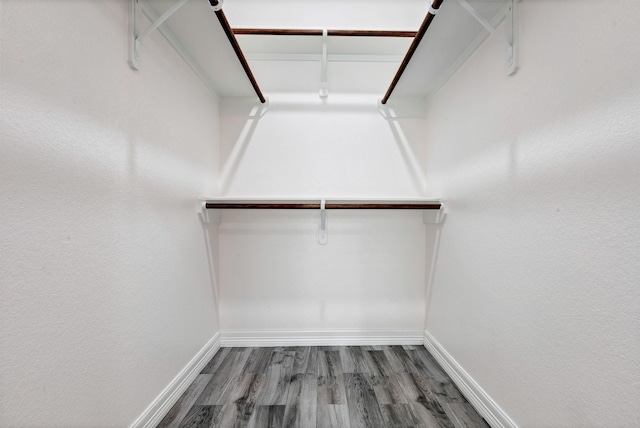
[[217, 96, 431, 340], [1, 1, 221, 426], [215, 0, 434, 341]]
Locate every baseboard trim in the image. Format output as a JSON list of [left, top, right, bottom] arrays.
[[221, 329, 424, 347], [423, 331, 517, 428], [130, 332, 221, 428]]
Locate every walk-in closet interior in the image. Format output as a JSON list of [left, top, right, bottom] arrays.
[[1, 0, 639, 426]]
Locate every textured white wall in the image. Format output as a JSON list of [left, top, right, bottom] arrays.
[[217, 94, 430, 332], [423, 1, 640, 426], [0, 1, 221, 426]]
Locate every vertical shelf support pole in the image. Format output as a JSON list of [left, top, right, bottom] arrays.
[[129, 0, 190, 70], [457, 0, 517, 75], [319, 29, 329, 98], [319, 199, 328, 245]]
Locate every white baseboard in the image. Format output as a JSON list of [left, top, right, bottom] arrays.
[[221, 329, 424, 347], [130, 332, 222, 428], [423, 331, 517, 428]]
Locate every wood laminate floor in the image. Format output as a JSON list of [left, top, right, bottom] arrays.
[[158, 345, 489, 428]]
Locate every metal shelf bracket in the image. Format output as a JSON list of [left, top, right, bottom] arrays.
[[128, 0, 190, 70], [457, 0, 518, 75], [199, 201, 221, 224], [423, 202, 447, 224]]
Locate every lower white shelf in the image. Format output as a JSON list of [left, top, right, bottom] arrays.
[[201, 198, 442, 210], [200, 198, 446, 245]]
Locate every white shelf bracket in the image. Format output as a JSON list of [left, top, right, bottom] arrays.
[[423, 202, 447, 224], [319, 29, 329, 98], [198, 201, 221, 224], [319, 199, 328, 245], [129, 0, 190, 70], [457, 0, 518, 75]]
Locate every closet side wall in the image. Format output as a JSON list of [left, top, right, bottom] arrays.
[[0, 1, 221, 426], [423, 1, 640, 426]]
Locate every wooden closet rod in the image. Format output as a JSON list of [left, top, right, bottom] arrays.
[[381, 0, 445, 104], [209, 0, 266, 103], [232, 29, 418, 38], [205, 202, 442, 210]]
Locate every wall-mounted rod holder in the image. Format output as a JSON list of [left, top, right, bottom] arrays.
[[457, 0, 517, 75]]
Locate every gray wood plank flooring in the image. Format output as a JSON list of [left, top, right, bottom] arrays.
[[158, 346, 489, 428]]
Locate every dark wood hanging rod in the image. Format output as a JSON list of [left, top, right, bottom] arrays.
[[209, 0, 266, 103], [205, 202, 442, 210], [232, 29, 418, 38], [381, 0, 445, 104]]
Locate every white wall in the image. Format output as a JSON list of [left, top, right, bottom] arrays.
[[217, 94, 431, 335], [219, 95, 427, 197], [423, 1, 640, 426], [218, 209, 427, 333], [0, 1, 221, 426]]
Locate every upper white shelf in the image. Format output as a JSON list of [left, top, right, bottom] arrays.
[[391, 0, 514, 99], [130, 0, 515, 103], [132, 0, 258, 98]]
